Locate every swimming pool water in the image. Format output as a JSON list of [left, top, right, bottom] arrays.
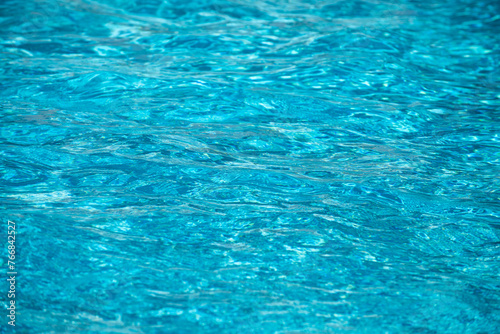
[[1, 0, 500, 333]]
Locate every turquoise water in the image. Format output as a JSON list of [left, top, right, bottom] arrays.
[[1, 0, 500, 332]]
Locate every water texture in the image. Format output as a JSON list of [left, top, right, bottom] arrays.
[[1, 0, 500, 333]]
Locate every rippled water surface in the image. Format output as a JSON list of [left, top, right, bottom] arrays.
[[1, 0, 500, 333]]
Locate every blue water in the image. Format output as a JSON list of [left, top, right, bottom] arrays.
[[1, 0, 500, 333]]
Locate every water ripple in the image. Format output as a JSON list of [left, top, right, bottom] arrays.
[[2, 0, 500, 332]]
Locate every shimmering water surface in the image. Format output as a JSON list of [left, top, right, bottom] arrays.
[[1, 0, 500, 333]]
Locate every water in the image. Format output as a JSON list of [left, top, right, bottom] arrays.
[[1, 0, 500, 333]]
